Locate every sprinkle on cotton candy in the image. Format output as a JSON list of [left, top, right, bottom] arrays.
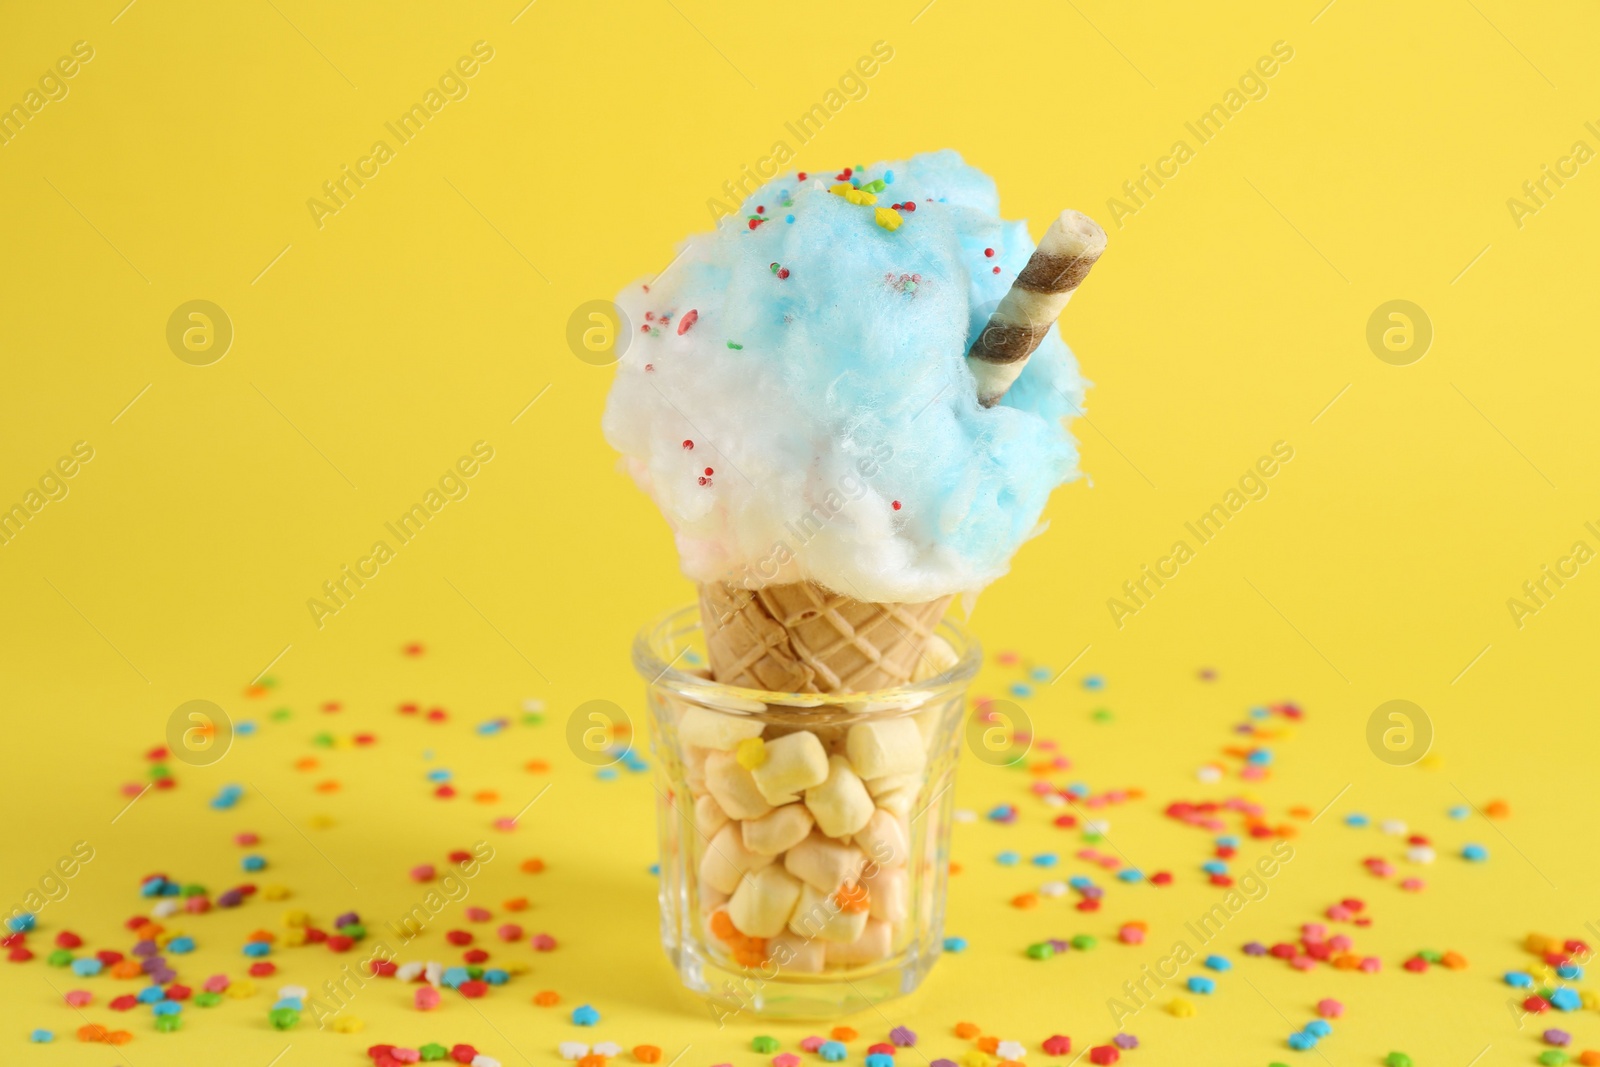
[[602, 150, 1088, 604]]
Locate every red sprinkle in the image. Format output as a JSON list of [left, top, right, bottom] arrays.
[[704, 468, 714, 476], [984, 248, 994, 257], [776, 268, 790, 279], [682, 440, 694, 450], [797, 172, 807, 181], [901, 202, 915, 212], [677, 309, 698, 335], [756, 206, 765, 214], [891, 501, 901, 510]]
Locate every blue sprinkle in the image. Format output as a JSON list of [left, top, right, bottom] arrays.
[[648, 863, 660, 876], [1246, 749, 1272, 765], [1249, 706, 1269, 719], [596, 767, 618, 781], [1029, 667, 1052, 682], [943, 936, 968, 952], [1557, 964, 1583, 980], [243, 941, 271, 957], [1304, 1020, 1331, 1038], [1462, 843, 1489, 861], [820, 1041, 848, 1061], [1009, 683, 1033, 698], [572, 1004, 600, 1026], [270, 998, 301, 1012], [29, 1029, 52, 1043], [484, 969, 509, 985], [242, 855, 266, 872], [236, 720, 258, 736], [1068, 876, 1093, 890], [1504, 971, 1534, 988], [441, 967, 470, 989], [866, 1056, 894, 1067], [71, 958, 103, 976], [167, 937, 195, 954], [1065, 782, 1090, 798], [1082, 675, 1105, 690], [1344, 813, 1369, 828], [683, 651, 703, 665], [1116, 869, 1144, 883], [1287, 1033, 1317, 1051], [427, 769, 452, 782], [137, 986, 166, 1004], [1550, 987, 1581, 1011], [1216, 835, 1240, 848], [785, 214, 795, 223], [1448, 804, 1471, 819], [996, 851, 1021, 866], [1187, 975, 1215, 994], [883, 170, 894, 184], [1203, 954, 1231, 971], [1031, 853, 1058, 868], [1201, 860, 1228, 875]]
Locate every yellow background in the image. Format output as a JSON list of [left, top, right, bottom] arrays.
[[2, 0, 1597, 1063]]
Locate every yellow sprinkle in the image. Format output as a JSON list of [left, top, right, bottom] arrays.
[[1168, 998, 1196, 1017], [735, 737, 767, 770], [331, 1015, 365, 1033], [309, 814, 336, 828], [226, 980, 256, 999], [262, 885, 291, 901], [829, 183, 853, 197], [847, 189, 876, 206], [874, 207, 902, 232], [282, 909, 310, 928], [960, 1053, 994, 1067], [281, 928, 308, 947]]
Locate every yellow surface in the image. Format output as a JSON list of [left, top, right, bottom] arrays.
[[2, 0, 1597, 1063]]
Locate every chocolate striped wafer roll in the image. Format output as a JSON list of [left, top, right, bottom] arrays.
[[967, 209, 1107, 407]]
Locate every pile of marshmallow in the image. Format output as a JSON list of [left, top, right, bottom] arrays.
[[678, 704, 945, 971]]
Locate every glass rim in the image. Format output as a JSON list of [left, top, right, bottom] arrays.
[[632, 603, 982, 710]]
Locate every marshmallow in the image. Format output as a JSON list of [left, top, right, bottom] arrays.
[[912, 635, 959, 680], [846, 719, 925, 781], [679, 706, 766, 751], [788, 882, 869, 943], [824, 918, 894, 966], [749, 730, 830, 804], [727, 864, 803, 938], [873, 782, 919, 818], [700, 885, 729, 917], [865, 773, 919, 798], [853, 808, 910, 868], [864, 864, 907, 923], [705, 750, 779, 820], [784, 832, 867, 892], [764, 932, 827, 974], [694, 794, 729, 840], [699, 822, 775, 895], [741, 803, 815, 856], [805, 755, 875, 838], [683, 745, 709, 793]]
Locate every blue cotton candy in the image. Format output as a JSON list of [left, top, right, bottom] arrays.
[[603, 150, 1088, 604]]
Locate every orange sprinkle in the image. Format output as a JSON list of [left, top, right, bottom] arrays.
[[579, 1056, 607, 1067], [106, 1032, 134, 1046], [315, 780, 341, 793], [244, 684, 269, 698], [977, 1036, 1001, 1054], [521, 858, 546, 874], [999, 1061, 1025, 1067], [110, 960, 143, 979], [1332, 954, 1361, 969], [247, 930, 276, 943], [831, 1027, 858, 1041], [954, 1022, 981, 1039], [503, 897, 529, 912], [134, 922, 162, 940], [949, 862, 962, 875], [1123, 920, 1148, 931], [1441, 951, 1468, 969], [475, 790, 500, 803], [77, 1024, 111, 1042], [1288, 805, 1313, 819], [533, 990, 560, 1006], [1576, 1051, 1600, 1067], [709, 911, 738, 941], [295, 757, 319, 770], [1011, 893, 1039, 909], [526, 759, 550, 773], [834, 884, 870, 914], [1484, 799, 1510, 818], [634, 1047, 663, 1064]]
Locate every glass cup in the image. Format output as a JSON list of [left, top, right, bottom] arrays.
[[634, 605, 981, 1020]]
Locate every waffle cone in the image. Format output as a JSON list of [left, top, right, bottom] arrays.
[[698, 580, 953, 694]]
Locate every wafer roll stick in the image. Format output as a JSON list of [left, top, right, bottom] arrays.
[[967, 210, 1106, 407]]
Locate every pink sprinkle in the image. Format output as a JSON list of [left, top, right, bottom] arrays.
[[493, 817, 518, 831], [677, 309, 699, 335], [1400, 877, 1425, 891], [1290, 955, 1317, 970], [774, 1056, 802, 1067], [800, 1037, 825, 1052], [414, 986, 441, 1011], [409, 865, 435, 882], [64, 990, 92, 1007], [392, 1049, 422, 1064], [1328, 934, 1353, 951], [531, 933, 557, 951], [203, 974, 229, 993], [497, 923, 523, 941], [1359, 956, 1382, 973], [234, 832, 259, 846], [465, 907, 492, 922], [1317, 998, 1344, 1018], [1301, 923, 1326, 939]]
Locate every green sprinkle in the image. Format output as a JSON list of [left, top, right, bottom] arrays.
[[46, 949, 73, 967], [1418, 949, 1442, 963], [522, 712, 544, 726], [1025, 942, 1055, 960], [1091, 708, 1113, 722], [420, 1044, 451, 1061], [271, 707, 292, 721], [1070, 935, 1097, 950], [752, 1037, 781, 1053], [194, 992, 222, 1007], [267, 1008, 300, 1030], [155, 1014, 182, 1033], [1539, 1052, 1569, 1066], [1384, 1054, 1412, 1067], [727, 341, 743, 350], [863, 179, 887, 193]]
